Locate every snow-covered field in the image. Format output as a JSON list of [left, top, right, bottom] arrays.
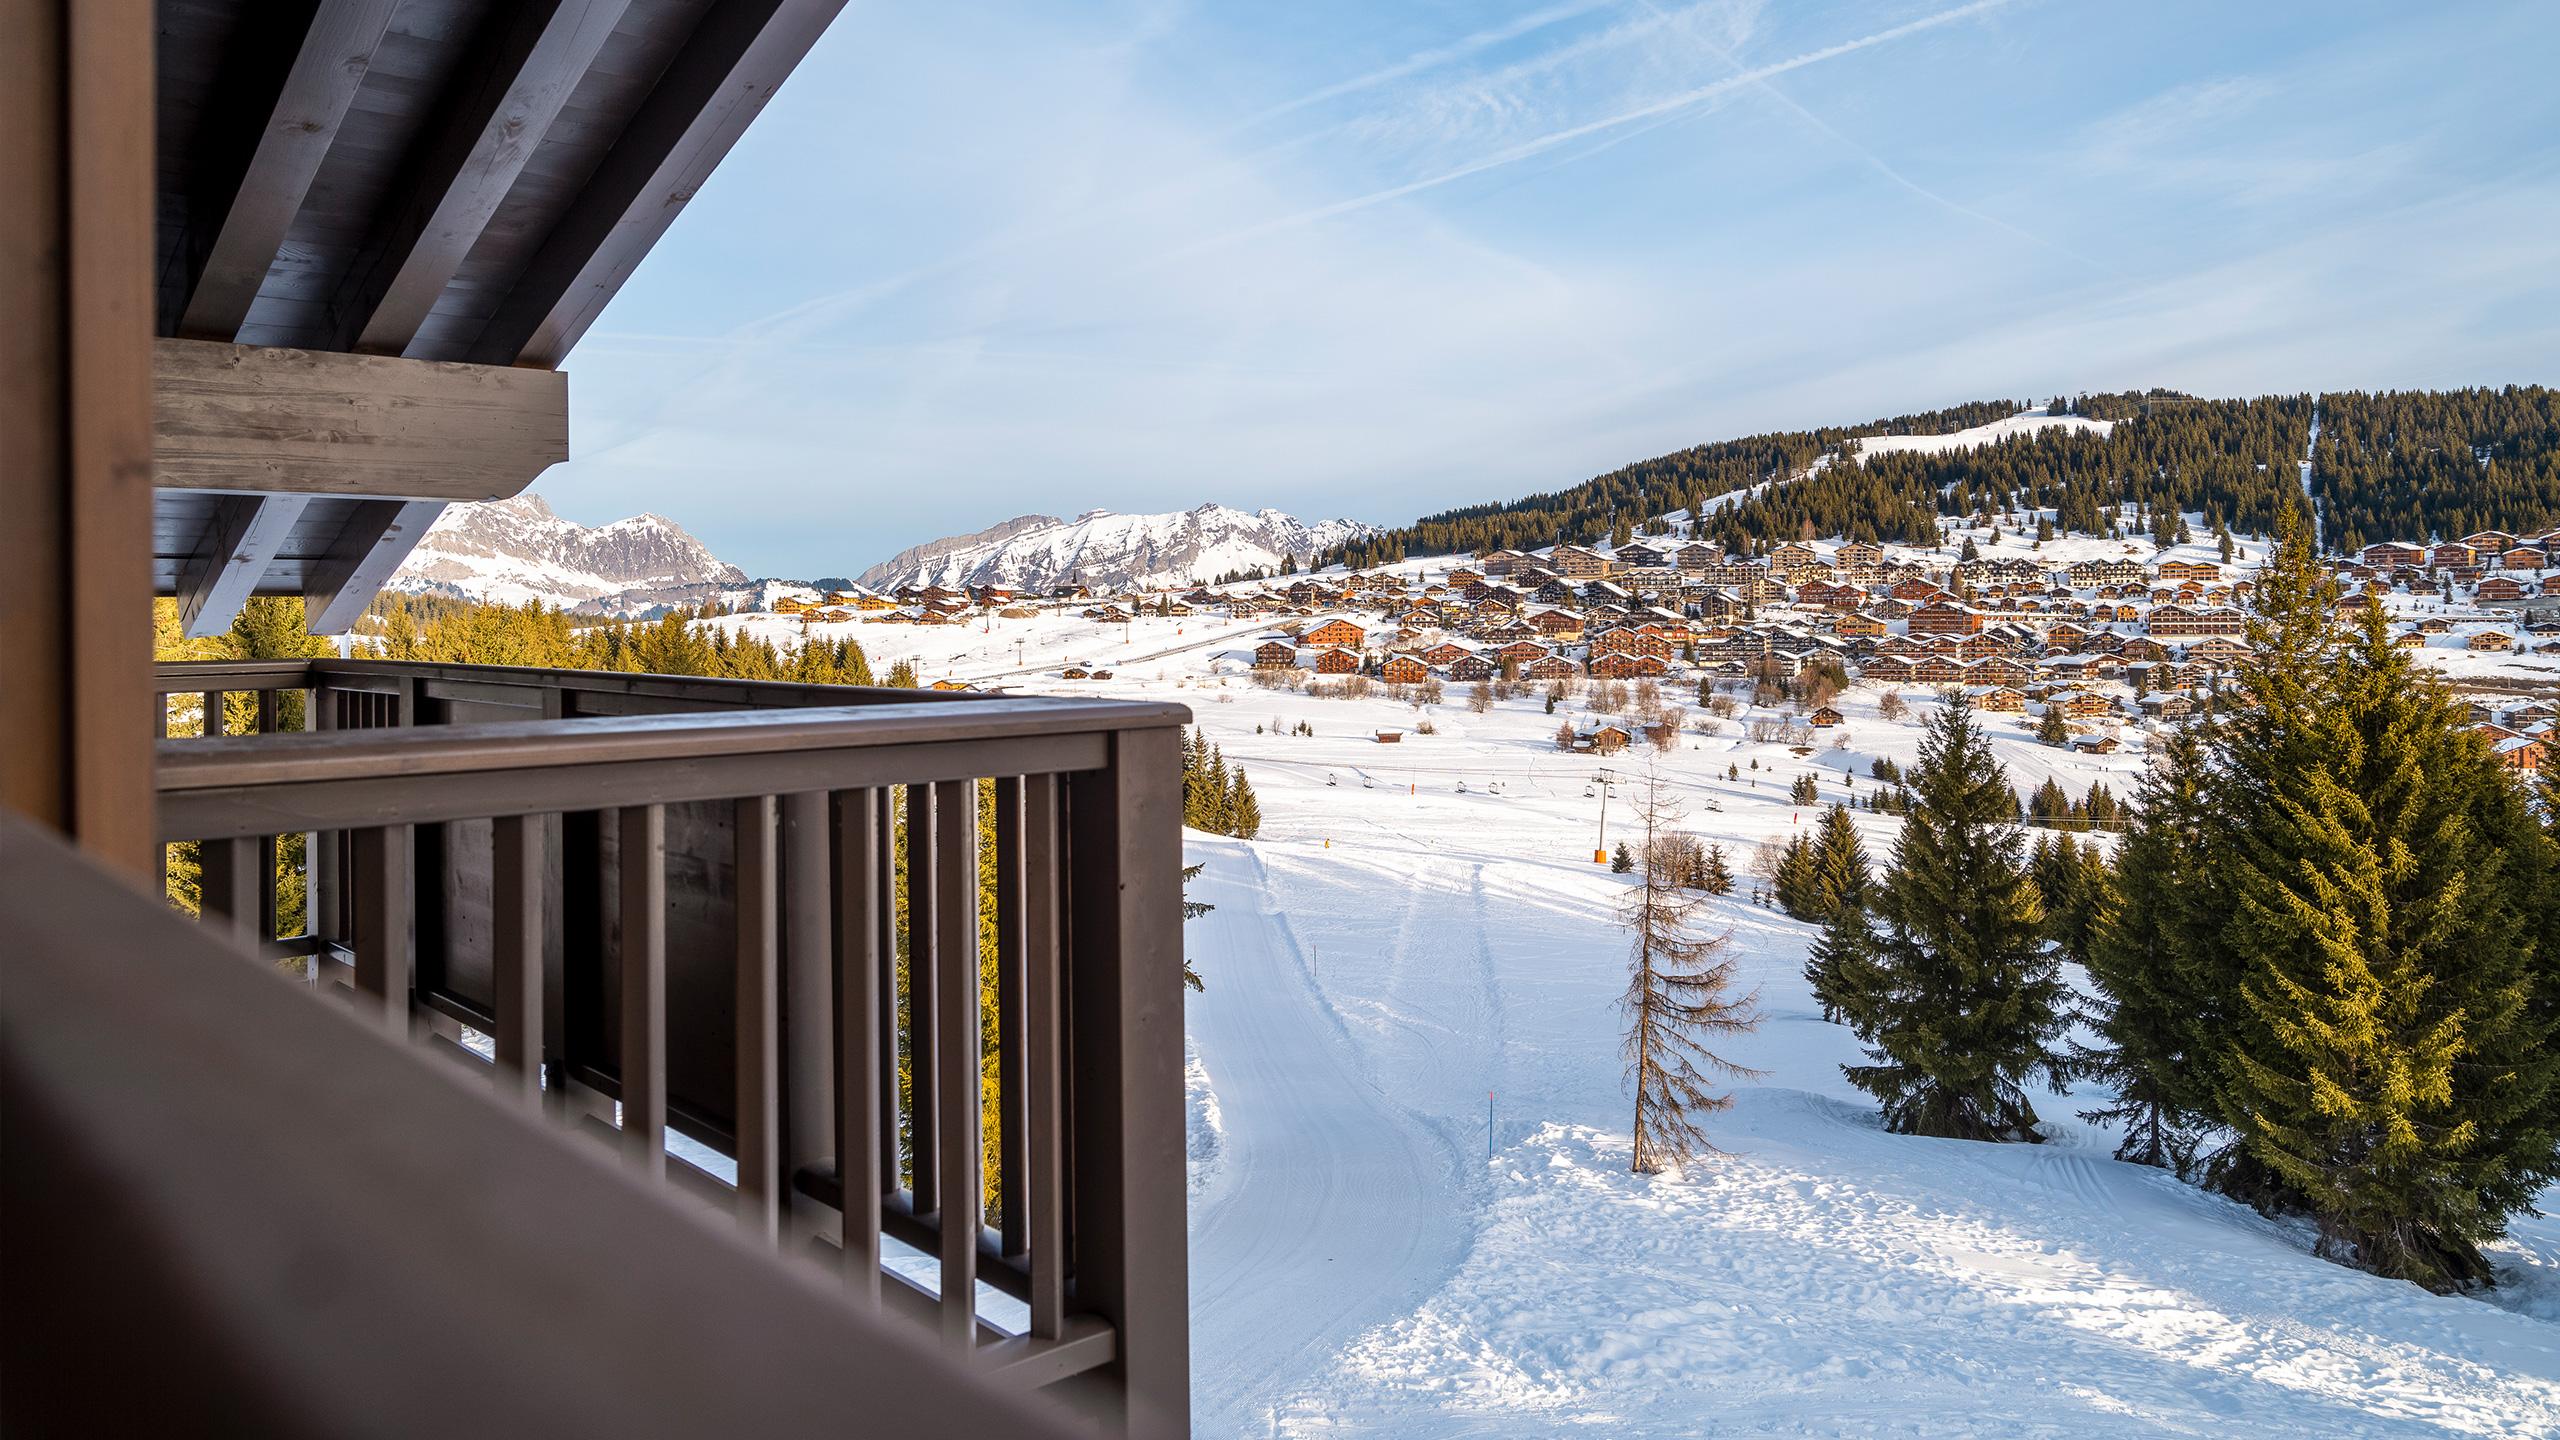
[[719, 581, 2560, 1437]]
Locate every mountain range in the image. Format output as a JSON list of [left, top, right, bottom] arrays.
[[392, 496, 1379, 613], [856, 504, 1379, 594]]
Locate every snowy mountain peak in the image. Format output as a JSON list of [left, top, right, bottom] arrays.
[[389, 493, 750, 614], [859, 504, 1382, 593]]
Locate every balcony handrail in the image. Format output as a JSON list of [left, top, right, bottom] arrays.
[[160, 698, 1189, 837], [149, 658, 1194, 1437], [2, 811, 1079, 1440], [154, 656, 1003, 707]]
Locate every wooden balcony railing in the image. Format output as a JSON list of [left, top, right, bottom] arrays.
[[150, 659, 1193, 1438]]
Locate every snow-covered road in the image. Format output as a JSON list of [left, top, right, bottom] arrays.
[[1184, 841, 1472, 1436]]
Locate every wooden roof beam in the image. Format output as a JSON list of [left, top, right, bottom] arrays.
[[304, 499, 444, 634], [154, 337, 568, 501], [468, 0, 851, 368], [329, 0, 634, 357], [174, 0, 400, 342], [175, 493, 312, 638]]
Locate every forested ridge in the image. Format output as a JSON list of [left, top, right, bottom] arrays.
[[1323, 386, 2560, 566]]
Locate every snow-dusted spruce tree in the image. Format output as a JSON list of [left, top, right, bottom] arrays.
[[1620, 768, 1762, 1172], [2073, 721, 2223, 1173], [2211, 600, 2560, 1290], [1845, 689, 2067, 1142]]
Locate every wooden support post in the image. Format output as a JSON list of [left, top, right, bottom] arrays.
[[1064, 728, 1191, 1438], [0, 0, 157, 879], [735, 794, 780, 1244], [619, 803, 666, 1181]]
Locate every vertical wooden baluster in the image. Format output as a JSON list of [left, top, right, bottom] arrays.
[[351, 823, 412, 1038], [735, 794, 780, 1244], [310, 685, 339, 971], [155, 690, 168, 738], [933, 777, 981, 1353], [781, 791, 834, 1233], [620, 804, 665, 1181], [198, 834, 260, 952], [199, 689, 222, 739], [1022, 773, 1066, 1342], [1067, 730, 1191, 1438], [254, 688, 279, 942], [905, 782, 938, 1211], [994, 775, 1027, 1261], [491, 812, 544, 1109], [834, 788, 883, 1307], [874, 788, 900, 1210]]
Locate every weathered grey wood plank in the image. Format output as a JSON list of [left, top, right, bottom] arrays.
[[153, 337, 566, 501]]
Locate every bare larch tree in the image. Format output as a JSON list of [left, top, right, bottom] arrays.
[[1621, 765, 1764, 1172]]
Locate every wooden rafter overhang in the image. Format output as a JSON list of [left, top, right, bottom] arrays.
[[151, 0, 850, 635]]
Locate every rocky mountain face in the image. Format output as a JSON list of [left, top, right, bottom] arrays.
[[389, 494, 751, 615], [859, 504, 1381, 594]]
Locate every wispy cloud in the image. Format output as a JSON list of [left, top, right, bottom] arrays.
[[1234, 0, 1626, 129], [1159, 0, 2019, 259]]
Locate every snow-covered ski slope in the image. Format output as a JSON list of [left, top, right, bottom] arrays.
[[1167, 686, 2560, 1436], [1853, 407, 2116, 463]]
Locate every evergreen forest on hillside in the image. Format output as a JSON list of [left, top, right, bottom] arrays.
[[1322, 386, 2560, 566]]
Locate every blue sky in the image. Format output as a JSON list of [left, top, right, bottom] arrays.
[[535, 0, 2560, 579]]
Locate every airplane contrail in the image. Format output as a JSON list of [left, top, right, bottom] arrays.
[[1158, 0, 2019, 261]]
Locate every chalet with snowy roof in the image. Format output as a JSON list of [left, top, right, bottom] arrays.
[[1909, 601, 1987, 636], [1302, 618, 1366, 649], [1379, 655, 1429, 684], [1550, 545, 1614, 579]]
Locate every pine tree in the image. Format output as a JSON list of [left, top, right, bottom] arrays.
[[1771, 833, 1821, 918], [1697, 843, 1735, 896], [2213, 603, 2560, 1289], [2077, 721, 2223, 1172], [1621, 770, 1762, 1171], [1808, 804, 1872, 919], [1845, 691, 2066, 1142], [2037, 704, 2070, 747], [1806, 901, 1889, 1028], [1228, 769, 1263, 840], [1611, 842, 1634, 874], [1789, 774, 1820, 805], [1180, 861, 1212, 992]]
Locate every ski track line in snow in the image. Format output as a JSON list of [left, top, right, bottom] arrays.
[[1184, 841, 1474, 1438]]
